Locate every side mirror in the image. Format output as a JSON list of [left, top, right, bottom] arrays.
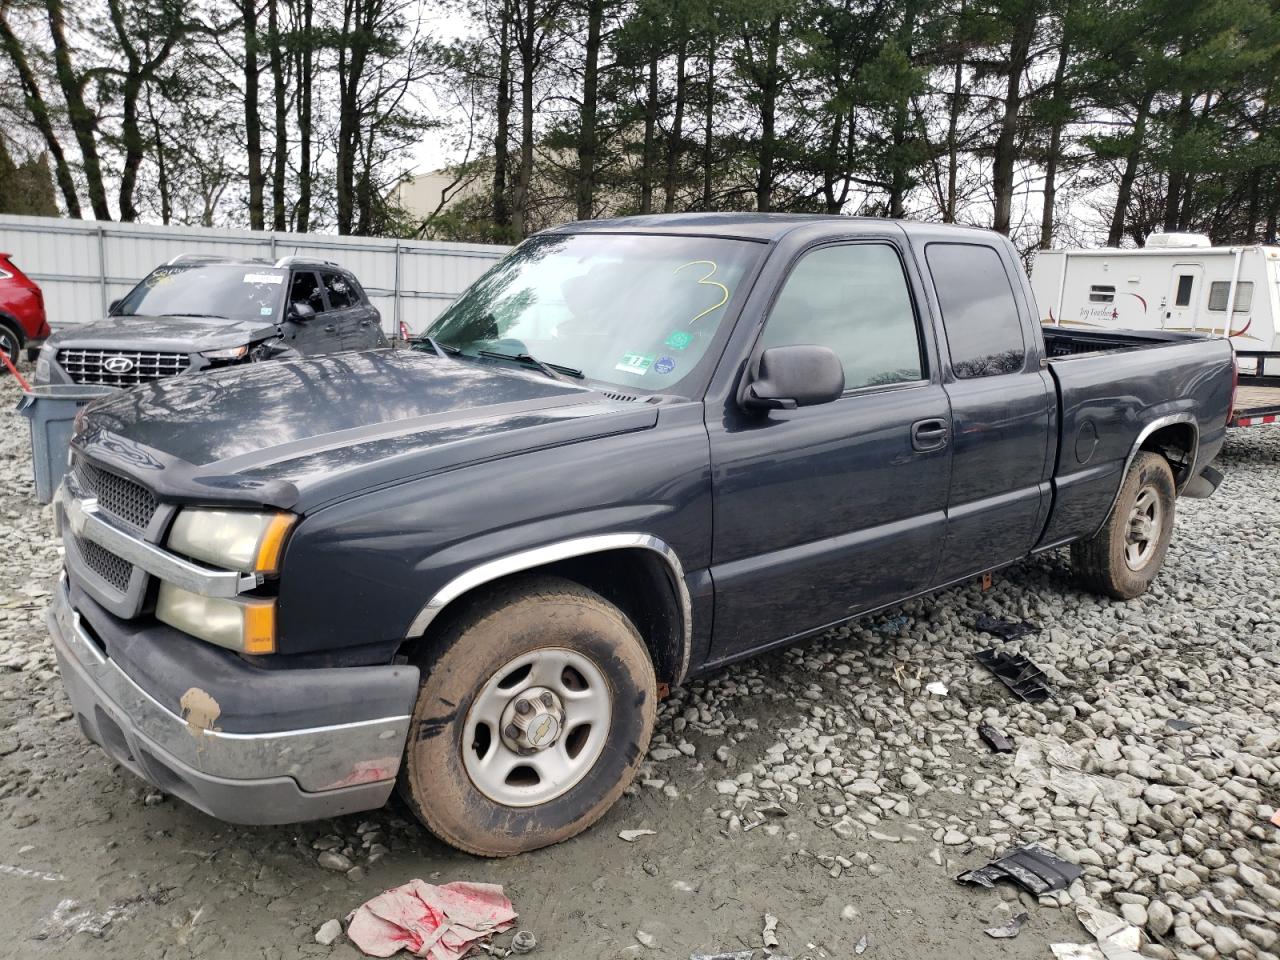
[[290, 301, 316, 321], [107, 298, 121, 315], [742, 345, 845, 411]]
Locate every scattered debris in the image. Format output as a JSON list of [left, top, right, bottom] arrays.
[[874, 614, 909, 634], [618, 829, 656, 842], [1073, 903, 1144, 958], [956, 845, 1082, 895], [316, 919, 343, 946], [1049, 945, 1105, 960], [510, 930, 537, 954], [636, 929, 657, 948], [762, 914, 779, 949], [973, 615, 1039, 641], [1011, 736, 1136, 807], [1271, 809, 1280, 828], [0, 862, 66, 882], [345, 880, 517, 960], [690, 952, 753, 960], [742, 804, 789, 832], [1165, 718, 1196, 732], [854, 933, 869, 954], [984, 912, 1029, 939], [975, 649, 1053, 703], [35, 896, 150, 940], [976, 722, 1013, 753], [924, 681, 948, 696]]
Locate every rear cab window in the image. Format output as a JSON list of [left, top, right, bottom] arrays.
[[925, 243, 1027, 379]]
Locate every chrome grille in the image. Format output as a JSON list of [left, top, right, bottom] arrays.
[[57, 348, 190, 385], [75, 535, 133, 593], [73, 459, 158, 533]]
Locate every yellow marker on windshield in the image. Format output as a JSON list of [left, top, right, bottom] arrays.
[[675, 260, 730, 325]]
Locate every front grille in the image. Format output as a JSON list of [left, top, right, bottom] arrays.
[[57, 348, 190, 385], [73, 459, 158, 532], [75, 535, 133, 593]]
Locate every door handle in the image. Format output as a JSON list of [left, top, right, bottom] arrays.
[[324, 324, 336, 332], [911, 418, 949, 451], [360, 319, 371, 327]]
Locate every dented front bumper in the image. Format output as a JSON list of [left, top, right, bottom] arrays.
[[47, 578, 418, 825]]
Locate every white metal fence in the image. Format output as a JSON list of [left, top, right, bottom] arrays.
[[0, 214, 510, 336]]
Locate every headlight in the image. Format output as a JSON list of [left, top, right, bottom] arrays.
[[201, 344, 249, 361], [35, 345, 52, 382], [156, 583, 275, 654], [167, 509, 296, 574]]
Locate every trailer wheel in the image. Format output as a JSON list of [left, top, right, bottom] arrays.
[[398, 575, 656, 857], [1071, 452, 1176, 599]]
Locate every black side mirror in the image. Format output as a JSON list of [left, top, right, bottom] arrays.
[[290, 302, 316, 321], [107, 298, 121, 315], [742, 345, 845, 411]]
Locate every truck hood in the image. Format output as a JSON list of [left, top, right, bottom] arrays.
[[46, 314, 277, 353], [74, 349, 658, 510]]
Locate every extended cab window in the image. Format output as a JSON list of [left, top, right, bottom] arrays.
[[927, 243, 1026, 379], [759, 243, 923, 390], [291, 271, 326, 313]]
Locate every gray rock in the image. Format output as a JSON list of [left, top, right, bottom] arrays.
[[315, 919, 342, 945]]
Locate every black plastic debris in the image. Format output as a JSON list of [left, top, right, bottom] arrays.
[[975, 649, 1053, 703], [957, 846, 1082, 895], [977, 722, 1014, 753], [974, 615, 1040, 641], [985, 912, 1030, 939]]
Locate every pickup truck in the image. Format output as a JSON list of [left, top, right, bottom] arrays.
[[46, 214, 1234, 857]]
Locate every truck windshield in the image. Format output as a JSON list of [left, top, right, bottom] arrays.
[[114, 264, 289, 322], [423, 233, 762, 391]]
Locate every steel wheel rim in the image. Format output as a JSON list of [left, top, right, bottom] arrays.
[[1124, 484, 1163, 571], [0, 329, 15, 361], [462, 647, 613, 808]]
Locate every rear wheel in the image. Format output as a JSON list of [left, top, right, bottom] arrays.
[[1071, 451, 1176, 599], [398, 576, 656, 857], [0, 323, 20, 371]]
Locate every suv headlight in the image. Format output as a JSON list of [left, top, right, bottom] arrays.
[[201, 344, 249, 361], [167, 508, 295, 575], [35, 345, 52, 382]]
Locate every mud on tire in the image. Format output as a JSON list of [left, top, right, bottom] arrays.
[[398, 575, 657, 857], [1071, 451, 1176, 600]]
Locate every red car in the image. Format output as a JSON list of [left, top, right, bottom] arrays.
[[0, 253, 50, 367]]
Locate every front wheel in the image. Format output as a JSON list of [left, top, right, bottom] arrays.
[[1071, 451, 1176, 600], [398, 576, 656, 857], [0, 324, 19, 371]]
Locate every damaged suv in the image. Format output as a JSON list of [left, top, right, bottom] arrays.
[[47, 214, 1234, 856]]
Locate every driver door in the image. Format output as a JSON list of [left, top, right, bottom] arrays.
[[284, 270, 330, 356]]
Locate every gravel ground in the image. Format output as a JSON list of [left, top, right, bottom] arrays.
[[0, 367, 1278, 960]]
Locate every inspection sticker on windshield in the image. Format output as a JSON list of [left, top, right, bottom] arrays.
[[653, 356, 676, 375], [664, 330, 693, 351], [243, 273, 284, 284], [260, 307, 274, 315], [615, 353, 654, 375]]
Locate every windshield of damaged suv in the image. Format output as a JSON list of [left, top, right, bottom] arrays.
[[113, 264, 288, 322], [422, 233, 762, 391]]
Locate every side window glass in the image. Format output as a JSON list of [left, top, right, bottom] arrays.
[[323, 272, 354, 309], [1174, 274, 1194, 307], [926, 243, 1026, 379], [759, 243, 923, 390], [1208, 280, 1252, 312], [291, 271, 326, 313]]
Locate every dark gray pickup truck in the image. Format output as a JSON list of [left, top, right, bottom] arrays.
[[46, 214, 1234, 856]]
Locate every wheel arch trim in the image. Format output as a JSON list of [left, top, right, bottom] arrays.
[[405, 533, 693, 685], [1096, 412, 1198, 535]]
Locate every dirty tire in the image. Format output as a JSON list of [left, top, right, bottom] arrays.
[[1071, 451, 1176, 600], [0, 323, 18, 370], [398, 575, 657, 857]]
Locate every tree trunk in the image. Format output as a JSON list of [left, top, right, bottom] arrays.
[[574, 0, 602, 221], [117, 73, 143, 221], [45, 0, 110, 219], [701, 44, 715, 211], [512, 0, 537, 237], [242, 0, 265, 229], [335, 0, 371, 235], [755, 14, 781, 213], [944, 0, 965, 223], [1039, 26, 1070, 249], [991, 6, 1035, 234], [0, 6, 81, 216], [145, 88, 171, 224], [295, 0, 313, 231], [640, 49, 658, 213], [662, 39, 688, 213], [1106, 87, 1155, 247], [1161, 92, 1192, 231], [493, 0, 512, 229], [268, 0, 288, 231]]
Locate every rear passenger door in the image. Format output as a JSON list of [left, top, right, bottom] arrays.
[[319, 270, 363, 351], [708, 238, 953, 660], [921, 241, 1055, 582]]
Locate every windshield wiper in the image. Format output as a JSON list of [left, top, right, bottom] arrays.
[[477, 349, 584, 381], [170, 312, 231, 320], [422, 336, 460, 357]]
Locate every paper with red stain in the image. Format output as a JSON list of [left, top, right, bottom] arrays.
[[346, 880, 517, 959]]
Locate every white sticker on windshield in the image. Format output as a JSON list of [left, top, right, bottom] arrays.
[[244, 273, 284, 284]]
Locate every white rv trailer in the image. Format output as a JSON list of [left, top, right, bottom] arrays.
[[1030, 234, 1280, 427]]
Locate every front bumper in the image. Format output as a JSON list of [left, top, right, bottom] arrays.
[[48, 579, 418, 824]]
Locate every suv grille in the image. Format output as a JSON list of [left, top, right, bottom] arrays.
[[75, 535, 133, 592], [74, 459, 158, 533], [57, 348, 190, 385]]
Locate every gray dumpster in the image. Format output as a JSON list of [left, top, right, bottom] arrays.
[[17, 385, 116, 503]]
